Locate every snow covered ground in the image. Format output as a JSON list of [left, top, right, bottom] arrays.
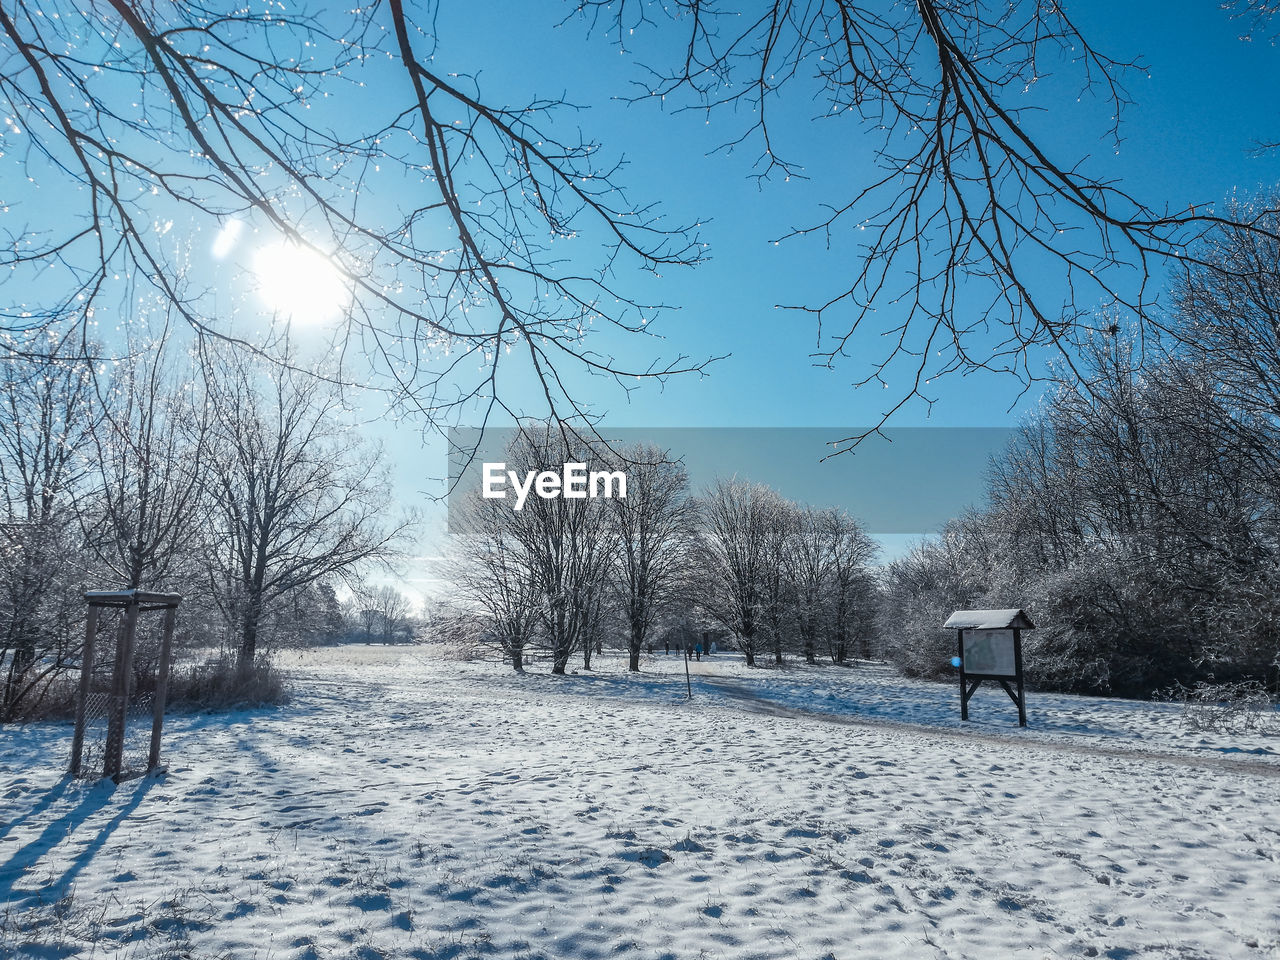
[[2, 646, 1279, 959]]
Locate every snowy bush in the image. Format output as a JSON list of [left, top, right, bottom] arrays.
[[1162, 680, 1279, 736]]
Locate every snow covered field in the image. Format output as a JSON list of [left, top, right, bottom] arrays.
[[3, 646, 1279, 959]]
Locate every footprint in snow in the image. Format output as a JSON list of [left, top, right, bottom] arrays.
[[616, 846, 671, 867], [671, 837, 709, 853], [350, 892, 392, 911]]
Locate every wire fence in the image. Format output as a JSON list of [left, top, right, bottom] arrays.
[[71, 606, 168, 780]]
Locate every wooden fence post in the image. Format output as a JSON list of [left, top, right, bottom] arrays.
[[148, 605, 177, 771], [69, 604, 101, 776], [103, 599, 139, 780]]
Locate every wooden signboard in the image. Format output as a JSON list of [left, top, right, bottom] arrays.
[[944, 610, 1033, 728]]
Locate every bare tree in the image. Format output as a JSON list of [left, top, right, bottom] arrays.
[[4, 3, 1274, 443], [822, 510, 880, 664], [0, 342, 94, 718], [448, 493, 541, 671], [1174, 198, 1280, 493], [501, 425, 616, 675], [791, 506, 878, 665], [369, 584, 413, 644], [81, 321, 209, 590], [698, 479, 790, 667], [201, 348, 412, 668], [607, 444, 696, 671], [758, 499, 798, 667]]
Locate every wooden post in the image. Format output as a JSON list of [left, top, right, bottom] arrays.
[[684, 646, 692, 700], [103, 599, 139, 780], [1014, 628, 1027, 728], [148, 605, 177, 771], [957, 629, 969, 721], [69, 604, 101, 776]]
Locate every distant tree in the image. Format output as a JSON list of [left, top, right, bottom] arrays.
[[371, 585, 414, 644], [699, 479, 790, 667], [501, 426, 617, 675], [201, 349, 411, 669], [606, 444, 697, 672], [791, 507, 879, 665], [448, 493, 541, 671], [758, 500, 799, 667], [271, 581, 349, 648]]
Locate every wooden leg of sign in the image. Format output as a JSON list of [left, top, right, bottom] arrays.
[[69, 605, 100, 776], [1014, 628, 1027, 728], [957, 631, 968, 721], [962, 678, 982, 717]]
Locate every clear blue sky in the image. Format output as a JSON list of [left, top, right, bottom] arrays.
[[382, 0, 1276, 427], [361, 0, 1278, 591]]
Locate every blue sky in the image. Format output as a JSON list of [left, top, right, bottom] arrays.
[[390, 0, 1276, 422], [362, 0, 1279, 585], [6, 1, 1276, 595]]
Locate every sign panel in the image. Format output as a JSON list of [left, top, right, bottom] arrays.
[[961, 629, 1017, 678]]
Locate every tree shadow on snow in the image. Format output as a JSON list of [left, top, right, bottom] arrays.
[[0, 775, 156, 909]]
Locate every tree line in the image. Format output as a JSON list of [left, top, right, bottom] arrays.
[[882, 203, 1280, 698], [0, 326, 414, 721], [442, 425, 880, 674]]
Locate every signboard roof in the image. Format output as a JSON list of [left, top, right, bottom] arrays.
[[943, 608, 1035, 630]]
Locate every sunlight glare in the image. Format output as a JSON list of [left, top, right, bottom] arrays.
[[253, 240, 351, 324]]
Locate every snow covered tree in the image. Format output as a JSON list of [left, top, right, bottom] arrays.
[[0, 342, 95, 719]]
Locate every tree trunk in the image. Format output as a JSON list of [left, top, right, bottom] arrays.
[[3, 641, 36, 720], [511, 639, 524, 672], [552, 631, 571, 674], [239, 597, 261, 670], [628, 619, 643, 672]]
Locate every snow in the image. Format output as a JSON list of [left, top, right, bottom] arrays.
[[2, 646, 1278, 959], [942, 610, 1035, 631]]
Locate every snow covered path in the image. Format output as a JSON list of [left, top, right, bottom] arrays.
[[3, 647, 1279, 959], [699, 677, 1280, 779]]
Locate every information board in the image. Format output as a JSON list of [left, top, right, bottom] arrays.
[[961, 629, 1017, 678]]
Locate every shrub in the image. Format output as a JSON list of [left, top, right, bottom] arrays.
[[1160, 679, 1278, 736], [166, 653, 290, 711]]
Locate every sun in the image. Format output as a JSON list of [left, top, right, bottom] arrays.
[[252, 240, 351, 324]]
